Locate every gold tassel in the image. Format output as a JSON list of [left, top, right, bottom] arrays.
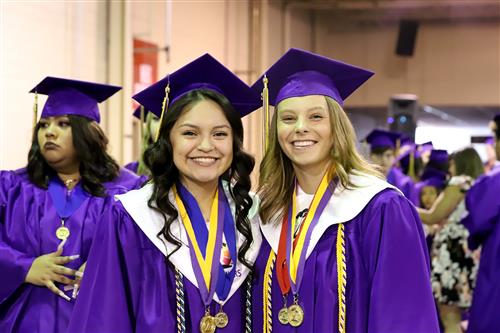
[[408, 150, 416, 179], [139, 105, 145, 142], [155, 83, 170, 143], [33, 91, 38, 128], [262, 75, 270, 153]]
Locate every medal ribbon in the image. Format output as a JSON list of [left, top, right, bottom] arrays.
[[48, 177, 89, 219], [214, 187, 237, 302], [175, 182, 236, 305], [276, 173, 337, 296]]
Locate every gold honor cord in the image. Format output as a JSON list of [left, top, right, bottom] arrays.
[[263, 250, 276, 333], [336, 223, 347, 333], [262, 75, 270, 153], [33, 91, 38, 128], [155, 83, 170, 143], [139, 105, 145, 141]]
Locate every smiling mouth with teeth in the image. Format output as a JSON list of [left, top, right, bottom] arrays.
[[191, 157, 218, 163], [292, 140, 317, 147]]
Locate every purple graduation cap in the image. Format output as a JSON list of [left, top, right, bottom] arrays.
[[417, 141, 434, 153], [133, 53, 260, 118], [30, 76, 121, 123], [132, 105, 151, 120], [251, 48, 374, 106], [420, 168, 447, 189], [364, 129, 401, 150], [427, 149, 449, 172]]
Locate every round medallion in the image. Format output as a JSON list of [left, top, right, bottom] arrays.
[[278, 307, 289, 325], [287, 304, 304, 327], [199, 314, 216, 333], [214, 311, 229, 328], [56, 226, 70, 240]]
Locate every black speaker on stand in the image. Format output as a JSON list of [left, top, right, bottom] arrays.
[[396, 20, 419, 56], [389, 94, 418, 141]]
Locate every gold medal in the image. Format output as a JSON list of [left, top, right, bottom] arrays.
[[287, 303, 304, 327], [278, 307, 289, 325], [56, 226, 70, 240], [214, 311, 229, 328], [200, 314, 216, 333]]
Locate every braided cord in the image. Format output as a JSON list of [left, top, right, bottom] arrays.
[[245, 271, 253, 333], [175, 268, 186, 333], [263, 250, 276, 333], [336, 223, 347, 333]]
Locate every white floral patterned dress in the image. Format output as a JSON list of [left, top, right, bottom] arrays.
[[430, 175, 479, 308]]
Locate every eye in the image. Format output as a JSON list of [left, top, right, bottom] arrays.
[[213, 131, 229, 138], [310, 113, 324, 120], [182, 130, 197, 136], [59, 120, 71, 128], [280, 115, 295, 123], [39, 122, 49, 128]]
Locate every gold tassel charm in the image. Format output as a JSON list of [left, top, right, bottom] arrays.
[[262, 75, 270, 153], [139, 105, 145, 141], [155, 82, 170, 143], [33, 91, 39, 128]]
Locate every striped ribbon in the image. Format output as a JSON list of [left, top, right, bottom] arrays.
[[175, 268, 186, 333], [245, 272, 253, 333], [336, 223, 347, 333], [263, 250, 276, 333]]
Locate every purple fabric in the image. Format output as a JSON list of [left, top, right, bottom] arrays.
[[0, 168, 142, 332], [67, 201, 253, 332], [365, 129, 401, 150], [275, 71, 342, 106], [41, 88, 101, 122], [387, 166, 417, 202], [133, 53, 261, 118], [124, 161, 139, 175], [30, 77, 121, 123], [462, 167, 500, 333], [252, 189, 439, 332], [251, 48, 374, 107]]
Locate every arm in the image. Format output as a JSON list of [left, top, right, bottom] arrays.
[[363, 190, 439, 333], [417, 185, 464, 225], [0, 242, 35, 303]]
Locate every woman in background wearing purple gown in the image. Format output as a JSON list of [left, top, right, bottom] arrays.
[[68, 54, 262, 333], [0, 77, 142, 332], [252, 48, 439, 333], [418, 147, 483, 333]]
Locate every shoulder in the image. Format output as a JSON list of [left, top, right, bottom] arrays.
[[104, 167, 145, 195]]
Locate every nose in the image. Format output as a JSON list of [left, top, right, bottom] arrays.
[[294, 115, 309, 133], [44, 122, 58, 139], [197, 135, 214, 152]]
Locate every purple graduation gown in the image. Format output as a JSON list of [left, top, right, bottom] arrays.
[[462, 167, 500, 333], [67, 183, 261, 332], [124, 161, 139, 174], [252, 187, 439, 332], [386, 166, 417, 202], [0, 167, 142, 333]]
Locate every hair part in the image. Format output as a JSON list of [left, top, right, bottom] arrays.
[[27, 115, 120, 196], [258, 96, 382, 225], [143, 89, 256, 270]]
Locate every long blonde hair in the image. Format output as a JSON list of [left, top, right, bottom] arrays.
[[258, 96, 381, 224]]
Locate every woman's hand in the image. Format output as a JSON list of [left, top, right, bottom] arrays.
[[72, 261, 86, 299], [24, 240, 80, 301]]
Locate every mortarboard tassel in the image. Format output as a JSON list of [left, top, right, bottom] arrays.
[[408, 150, 416, 179], [262, 75, 270, 153], [33, 91, 38, 128], [139, 105, 145, 142], [155, 82, 170, 143]]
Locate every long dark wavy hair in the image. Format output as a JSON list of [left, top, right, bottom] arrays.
[[27, 115, 120, 196], [144, 89, 256, 270]]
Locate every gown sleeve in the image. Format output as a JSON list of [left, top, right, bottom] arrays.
[[461, 171, 500, 250], [0, 170, 36, 304], [361, 189, 439, 333], [67, 200, 145, 332]]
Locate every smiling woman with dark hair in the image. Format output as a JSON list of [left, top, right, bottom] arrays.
[[68, 54, 262, 333], [0, 77, 142, 332]]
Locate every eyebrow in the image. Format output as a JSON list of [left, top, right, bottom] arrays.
[[178, 123, 231, 130], [279, 106, 326, 113]]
